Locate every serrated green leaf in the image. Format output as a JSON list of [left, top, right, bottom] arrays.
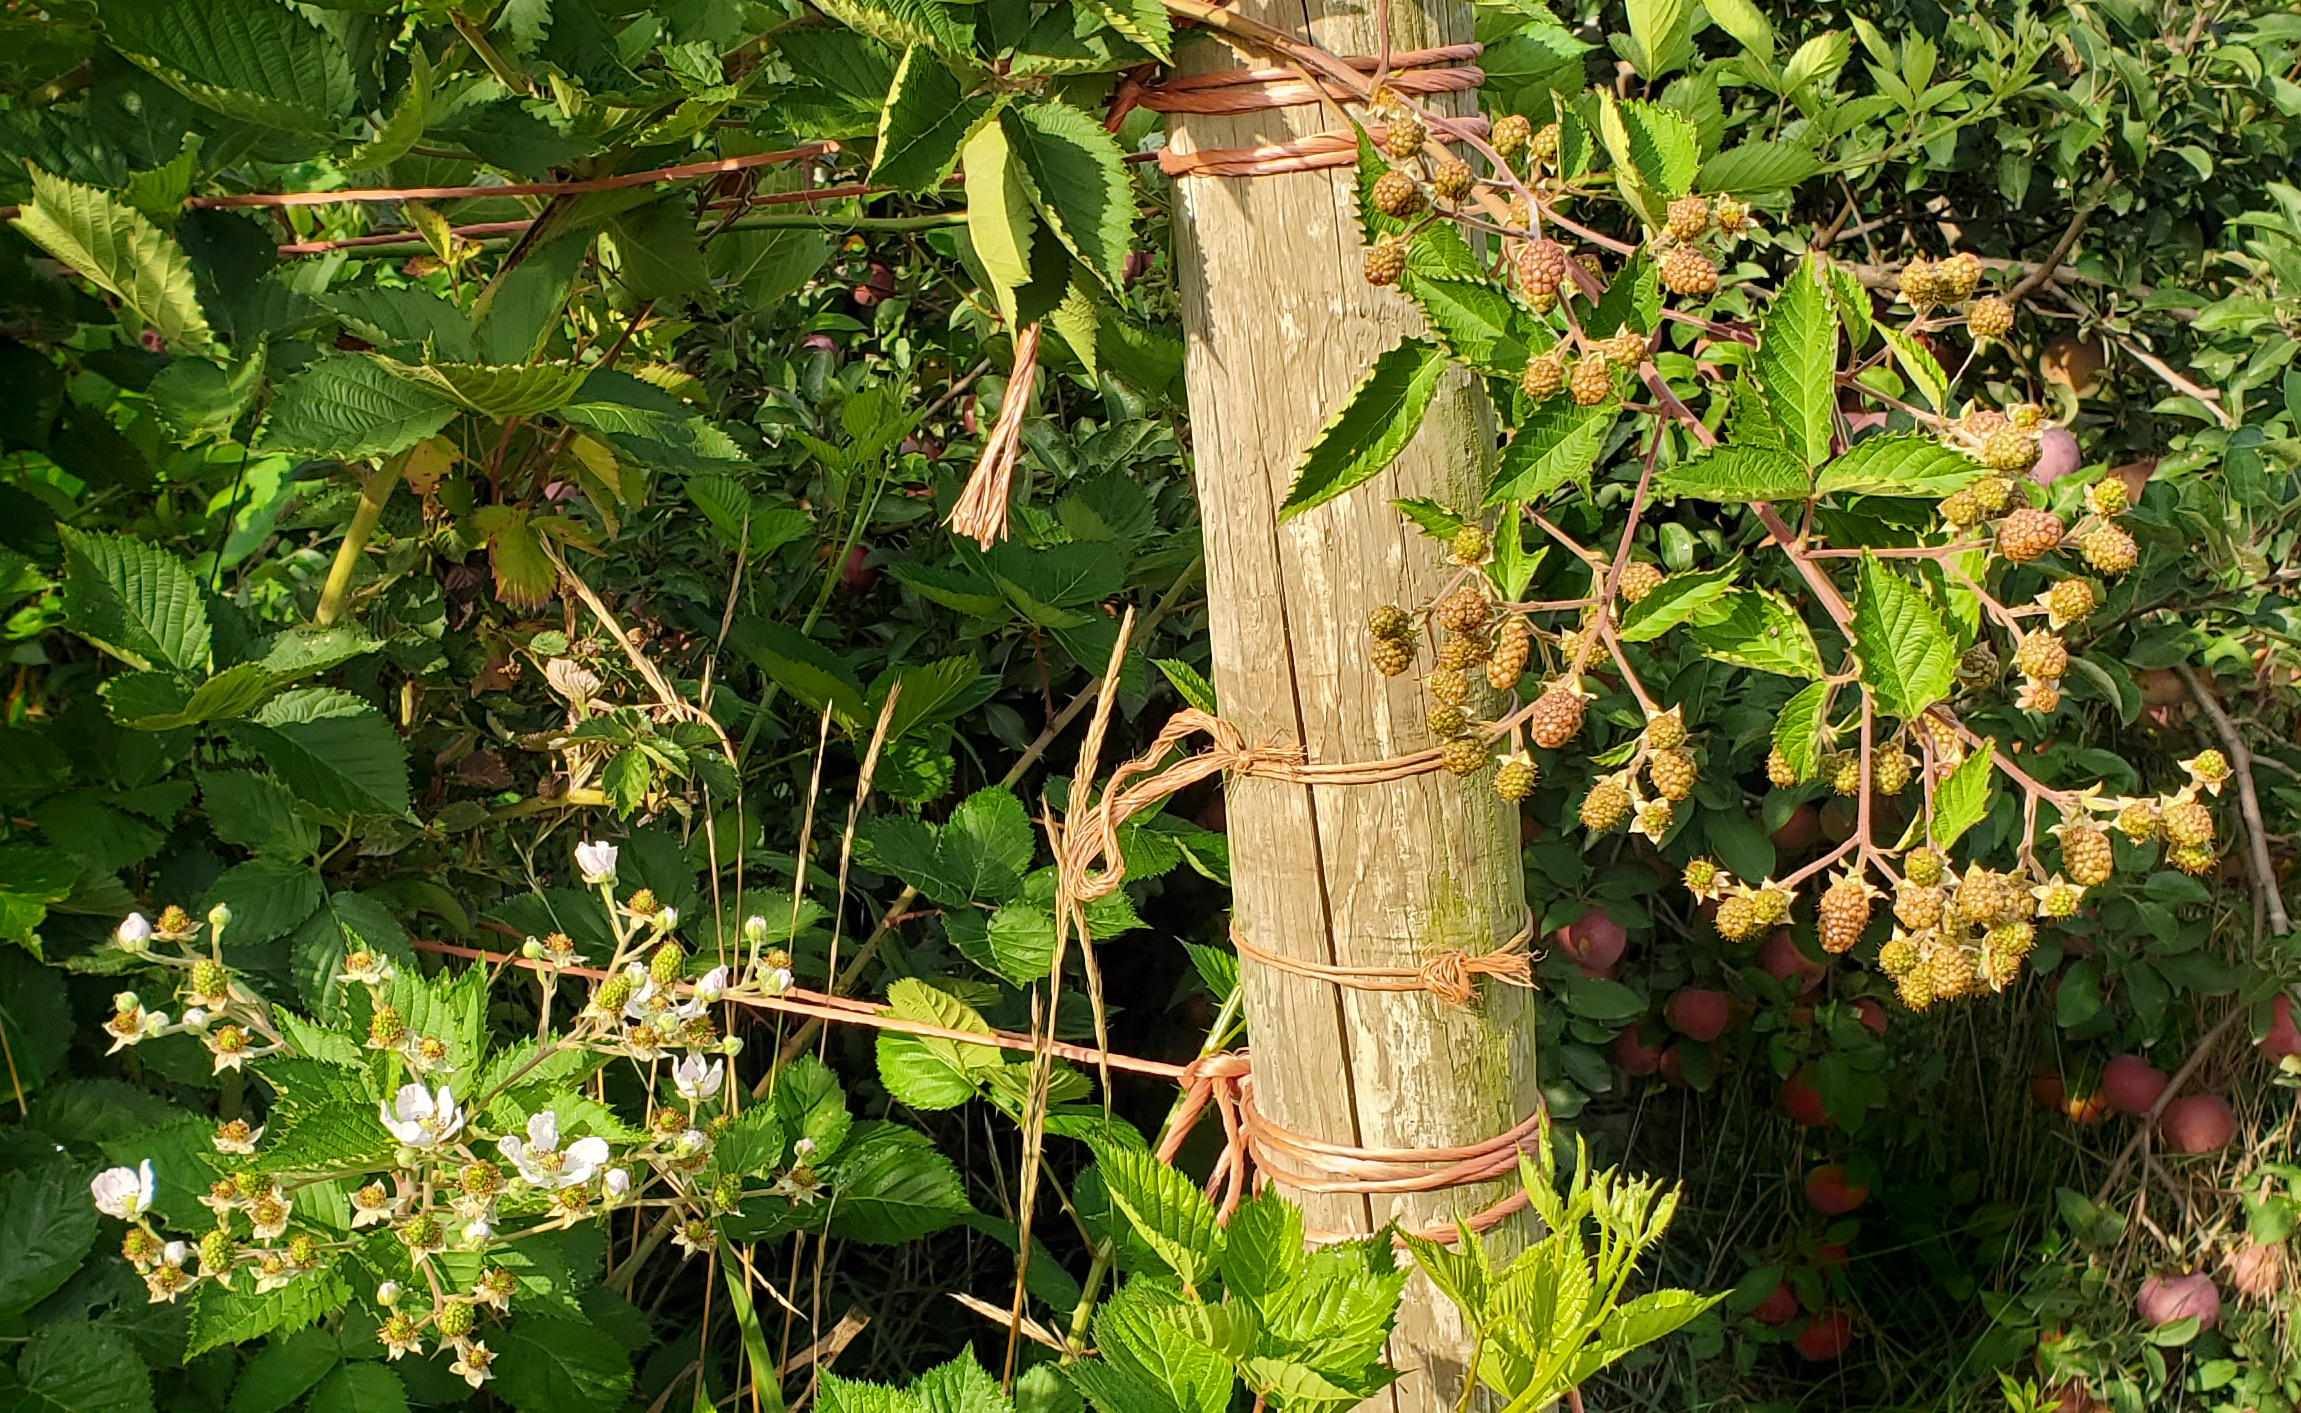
[[1877, 322, 1949, 412], [1598, 92, 1698, 198], [1929, 739, 1995, 849], [817, 0, 972, 56], [229, 688, 412, 818], [345, 51, 429, 171], [1081, 0, 1170, 58], [103, 0, 357, 133], [225, 1327, 338, 1413], [1703, 0, 1775, 56], [1695, 139, 1821, 195], [1093, 1145, 1220, 1290], [872, 48, 991, 191], [11, 168, 213, 353], [1754, 257, 1837, 467], [11, 1321, 154, 1413], [1281, 336, 1449, 519], [1816, 433, 1979, 498], [1654, 444, 1810, 503], [1006, 102, 1132, 290], [57, 525, 211, 675], [1617, 559, 1738, 641], [1153, 658, 1217, 714], [492, 1317, 634, 1413], [1771, 680, 1831, 780], [1686, 589, 1824, 679], [389, 360, 590, 418], [188, 1258, 350, 1357], [303, 1364, 405, 1413], [1850, 554, 1954, 719], [961, 115, 1035, 321], [1488, 401, 1613, 504], [825, 1123, 972, 1243], [258, 355, 457, 461], [0, 1162, 100, 1320], [1403, 273, 1539, 376]]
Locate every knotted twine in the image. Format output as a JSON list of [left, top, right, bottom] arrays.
[[1109, 45, 1489, 179]]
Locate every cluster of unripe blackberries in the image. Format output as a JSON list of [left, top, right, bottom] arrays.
[[1578, 707, 1701, 842], [1359, 91, 1486, 287], [1896, 250, 2016, 341], [1645, 193, 1749, 299]]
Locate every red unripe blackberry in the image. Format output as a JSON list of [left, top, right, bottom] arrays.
[[1995, 507, 2063, 563], [1520, 351, 1564, 402], [1486, 618, 1531, 690], [1380, 109, 1426, 162], [1658, 244, 1718, 295], [1568, 356, 1613, 406], [1515, 239, 1566, 299], [1371, 169, 1423, 217], [1363, 237, 1406, 287], [1526, 685, 1586, 749], [1818, 878, 1874, 954]]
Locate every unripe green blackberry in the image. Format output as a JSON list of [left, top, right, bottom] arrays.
[[369, 1005, 405, 1048], [1430, 155, 1474, 202], [1371, 169, 1423, 217], [1530, 122, 1560, 161], [1494, 752, 1538, 802], [2046, 579, 2097, 626], [1642, 707, 1687, 751], [1658, 244, 1718, 296], [1895, 966, 1937, 1011], [436, 1298, 475, 1340], [1970, 475, 2015, 514], [2009, 402, 2043, 430], [1436, 635, 1483, 672], [199, 1229, 235, 1276], [2162, 796, 2215, 848], [1749, 886, 1793, 928], [1713, 195, 1751, 236], [1618, 561, 1665, 603], [2013, 632, 2068, 681], [1371, 636, 1415, 676], [1380, 109, 1427, 162], [1426, 669, 1471, 707], [1714, 894, 1764, 942], [2168, 840, 2216, 875], [1878, 937, 1921, 977], [1433, 587, 1492, 635], [1449, 526, 1490, 567], [595, 973, 635, 1013], [1958, 640, 2000, 691], [1427, 702, 1468, 738], [2187, 749, 2230, 789], [1995, 508, 2063, 563], [1598, 329, 1647, 368], [1521, 350, 1565, 401], [1663, 195, 1710, 242], [1580, 779, 1632, 833], [2082, 523, 2138, 575], [460, 1160, 503, 1197], [1894, 884, 1946, 931], [1872, 751, 1912, 797], [1491, 113, 1532, 157], [189, 959, 230, 1003], [1980, 427, 2040, 473], [1898, 257, 1943, 308], [2059, 824, 2114, 887], [1939, 488, 1983, 529], [122, 1228, 161, 1266], [1766, 745, 1800, 788], [1568, 356, 1613, 406], [649, 942, 685, 985], [1515, 240, 1567, 300], [1369, 604, 1412, 640], [400, 1214, 444, 1250], [2085, 478, 2129, 517], [1955, 868, 2015, 926], [1634, 800, 1674, 837], [1441, 735, 1489, 778], [1825, 751, 1862, 797], [712, 1173, 745, 1212], [1647, 747, 1697, 802], [1968, 295, 2014, 339], [2116, 797, 2161, 842], [1487, 617, 1531, 690], [1682, 858, 1719, 894], [1939, 252, 1983, 301], [1981, 922, 2034, 988], [1363, 236, 1406, 287]]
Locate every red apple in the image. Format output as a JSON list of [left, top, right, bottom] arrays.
[[1793, 1309, 1854, 1360], [2159, 1094, 2236, 1154], [1611, 1025, 1664, 1076], [2262, 993, 2301, 1062], [2031, 1072, 2067, 1110], [1751, 1280, 1798, 1326], [2223, 1241, 2287, 1301], [1760, 929, 1826, 994], [1854, 997, 1888, 1035], [2101, 1055, 2168, 1116], [1667, 987, 1731, 1042], [1657, 1045, 1687, 1087], [838, 545, 878, 595], [1554, 908, 1628, 977], [1804, 1164, 1870, 1216], [1770, 803, 1820, 853], [2065, 1086, 2112, 1125], [1780, 1070, 1830, 1127], [2137, 1272, 2221, 1330]]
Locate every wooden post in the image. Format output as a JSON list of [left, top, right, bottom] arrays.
[[1163, 4, 1536, 1410]]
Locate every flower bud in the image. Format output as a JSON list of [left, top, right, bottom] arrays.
[[377, 1280, 403, 1306], [742, 915, 768, 945], [206, 903, 233, 931], [116, 913, 152, 950]]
